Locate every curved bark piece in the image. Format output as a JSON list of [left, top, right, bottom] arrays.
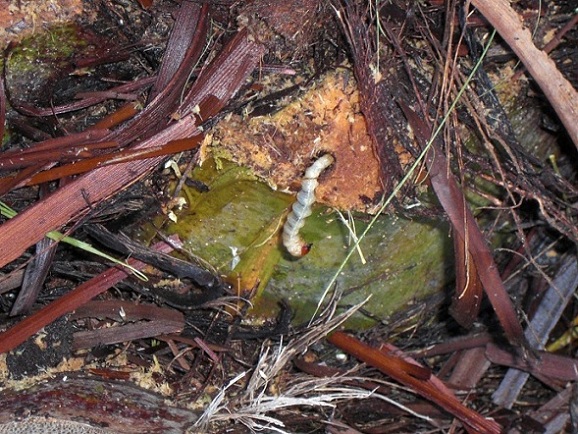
[[328, 331, 502, 434], [450, 229, 483, 328]]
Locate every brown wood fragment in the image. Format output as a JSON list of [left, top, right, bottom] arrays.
[[328, 331, 502, 434], [9, 77, 154, 117], [529, 384, 573, 431], [84, 224, 222, 290], [7, 135, 202, 187], [72, 301, 186, 349], [450, 230, 483, 328], [493, 256, 578, 408], [447, 347, 491, 390], [0, 374, 198, 433], [0, 129, 112, 170], [486, 343, 578, 382], [148, 1, 207, 102], [10, 237, 57, 315]]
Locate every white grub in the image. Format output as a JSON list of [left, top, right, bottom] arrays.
[[283, 154, 334, 257]]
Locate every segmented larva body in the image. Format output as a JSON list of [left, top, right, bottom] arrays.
[[283, 154, 335, 257]]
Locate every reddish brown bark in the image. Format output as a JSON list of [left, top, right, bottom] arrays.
[[0, 29, 265, 269], [399, 102, 525, 346], [0, 239, 175, 354], [328, 331, 502, 434]]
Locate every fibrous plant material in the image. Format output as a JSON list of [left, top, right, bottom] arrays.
[[470, 0, 578, 148], [0, 238, 176, 354], [195, 295, 369, 432], [0, 21, 265, 269]]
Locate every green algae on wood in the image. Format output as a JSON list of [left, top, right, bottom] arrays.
[[269, 210, 452, 327], [165, 159, 291, 275], [161, 158, 452, 328], [3, 23, 89, 105]]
